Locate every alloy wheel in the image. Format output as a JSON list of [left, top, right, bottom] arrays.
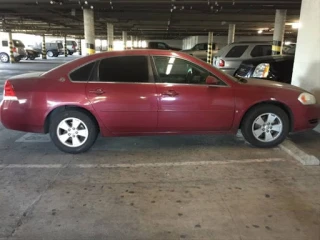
[[56, 117, 89, 148], [251, 113, 283, 142]]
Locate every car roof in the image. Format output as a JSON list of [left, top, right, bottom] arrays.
[[241, 54, 294, 64]]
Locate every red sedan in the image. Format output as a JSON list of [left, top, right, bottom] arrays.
[[0, 50, 319, 153]]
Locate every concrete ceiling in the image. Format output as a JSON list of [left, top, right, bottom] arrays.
[[0, 0, 301, 39]]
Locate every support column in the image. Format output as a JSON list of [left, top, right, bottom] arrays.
[[107, 23, 114, 51], [122, 31, 127, 50], [42, 34, 47, 59], [130, 35, 134, 49], [64, 35, 68, 57], [78, 39, 82, 55], [207, 32, 213, 64], [83, 9, 95, 55], [228, 24, 235, 44], [8, 32, 15, 63], [292, 0, 320, 101], [272, 9, 287, 55]]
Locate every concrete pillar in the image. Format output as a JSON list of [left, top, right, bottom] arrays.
[[8, 32, 15, 63], [122, 31, 127, 50], [228, 24, 235, 44], [42, 34, 47, 59], [107, 23, 114, 51], [130, 35, 134, 49], [292, 0, 320, 101], [78, 39, 82, 55], [136, 36, 139, 48], [83, 9, 95, 55], [272, 9, 287, 55], [207, 32, 214, 64], [64, 35, 68, 57]]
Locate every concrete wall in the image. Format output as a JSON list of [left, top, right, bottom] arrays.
[[291, 0, 320, 101]]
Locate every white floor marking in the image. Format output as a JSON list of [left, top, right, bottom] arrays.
[[0, 158, 286, 169], [15, 133, 51, 143], [314, 124, 320, 134]]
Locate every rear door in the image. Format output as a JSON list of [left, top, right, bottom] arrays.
[[192, 43, 208, 60], [86, 55, 158, 133]]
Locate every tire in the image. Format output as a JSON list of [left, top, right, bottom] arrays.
[[241, 104, 289, 148], [49, 110, 99, 154], [47, 51, 54, 57], [68, 51, 73, 55], [30, 56, 35, 60], [0, 53, 9, 63], [53, 53, 59, 57]]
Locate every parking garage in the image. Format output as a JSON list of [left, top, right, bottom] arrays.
[[0, 0, 320, 239]]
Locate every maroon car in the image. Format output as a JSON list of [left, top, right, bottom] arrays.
[[0, 50, 319, 153]]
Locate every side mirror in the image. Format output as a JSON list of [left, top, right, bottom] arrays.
[[206, 76, 219, 85]]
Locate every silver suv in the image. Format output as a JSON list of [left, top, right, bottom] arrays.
[[213, 42, 272, 75], [0, 39, 27, 63]]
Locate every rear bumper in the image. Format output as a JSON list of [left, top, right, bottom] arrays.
[[292, 104, 320, 132], [0, 100, 44, 133]]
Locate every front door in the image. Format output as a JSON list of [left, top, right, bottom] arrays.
[[86, 55, 158, 133], [152, 56, 235, 132]]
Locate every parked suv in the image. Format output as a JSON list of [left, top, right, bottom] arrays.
[[213, 42, 272, 75], [181, 43, 218, 61], [0, 39, 27, 63], [147, 41, 181, 51], [45, 42, 64, 57], [56, 40, 77, 55]]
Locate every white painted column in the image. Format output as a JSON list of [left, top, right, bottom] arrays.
[[122, 31, 127, 50], [272, 9, 287, 55], [292, 0, 320, 101], [228, 24, 235, 44], [130, 35, 134, 49], [83, 9, 95, 55], [107, 23, 114, 51]]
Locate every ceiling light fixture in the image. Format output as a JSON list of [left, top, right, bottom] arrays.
[[257, 29, 263, 34]]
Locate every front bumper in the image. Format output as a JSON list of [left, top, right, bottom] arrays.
[[293, 104, 320, 132]]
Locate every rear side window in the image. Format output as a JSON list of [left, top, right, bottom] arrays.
[[250, 45, 272, 57], [2, 41, 8, 47], [98, 56, 149, 83], [69, 62, 95, 81], [225, 45, 248, 58]]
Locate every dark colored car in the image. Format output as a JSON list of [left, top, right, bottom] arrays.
[[234, 55, 294, 84], [0, 50, 319, 154], [147, 41, 181, 51]]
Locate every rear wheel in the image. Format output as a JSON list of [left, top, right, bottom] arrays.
[[47, 51, 54, 57], [241, 105, 289, 148], [49, 110, 99, 154], [0, 53, 9, 63]]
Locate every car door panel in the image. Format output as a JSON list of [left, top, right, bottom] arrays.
[[156, 84, 234, 131], [85, 56, 158, 133], [152, 56, 235, 132]]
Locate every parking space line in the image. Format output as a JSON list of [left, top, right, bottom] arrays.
[[0, 158, 286, 169]]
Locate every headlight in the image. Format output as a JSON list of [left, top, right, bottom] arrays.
[[298, 92, 316, 105], [252, 63, 270, 78]]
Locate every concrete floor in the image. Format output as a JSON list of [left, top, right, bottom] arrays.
[[0, 59, 319, 240]]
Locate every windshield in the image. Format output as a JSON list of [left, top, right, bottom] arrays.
[[13, 40, 25, 48]]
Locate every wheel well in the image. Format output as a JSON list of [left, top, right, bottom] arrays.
[[44, 105, 100, 133], [239, 101, 294, 132]]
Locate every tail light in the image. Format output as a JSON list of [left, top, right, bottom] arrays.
[[219, 59, 225, 67], [12, 47, 17, 53], [3, 81, 17, 101]]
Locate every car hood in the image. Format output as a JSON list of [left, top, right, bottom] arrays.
[[244, 78, 304, 92]]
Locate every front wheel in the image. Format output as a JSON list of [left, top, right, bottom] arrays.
[[241, 105, 289, 148], [0, 53, 9, 63], [49, 110, 99, 154], [47, 51, 54, 57]]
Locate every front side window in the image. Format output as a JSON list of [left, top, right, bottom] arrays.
[[225, 45, 248, 58], [157, 43, 167, 49], [98, 56, 149, 83], [250, 45, 272, 57], [2, 41, 8, 47], [69, 62, 96, 81], [153, 56, 211, 85]]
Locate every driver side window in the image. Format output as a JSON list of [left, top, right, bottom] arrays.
[[153, 56, 211, 85]]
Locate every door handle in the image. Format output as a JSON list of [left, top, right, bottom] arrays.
[[89, 88, 105, 95], [162, 90, 179, 97]]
